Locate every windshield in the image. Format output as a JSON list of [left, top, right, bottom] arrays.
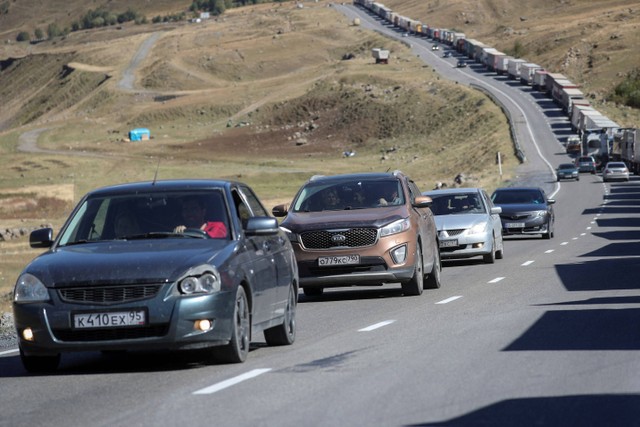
[[492, 190, 544, 205], [292, 178, 404, 212], [58, 190, 230, 245], [429, 193, 485, 215]]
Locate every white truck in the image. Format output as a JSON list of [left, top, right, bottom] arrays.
[[507, 58, 527, 80], [519, 63, 543, 85]]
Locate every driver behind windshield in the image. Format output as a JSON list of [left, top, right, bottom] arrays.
[[174, 196, 227, 238]]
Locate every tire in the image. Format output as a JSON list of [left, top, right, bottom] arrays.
[[483, 236, 496, 264], [20, 348, 60, 373], [495, 236, 504, 259], [303, 287, 323, 297], [264, 283, 297, 346], [212, 286, 250, 363], [424, 246, 442, 290], [402, 243, 424, 296]]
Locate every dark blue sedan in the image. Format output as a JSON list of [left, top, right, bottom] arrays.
[[13, 179, 298, 372], [491, 187, 555, 240]]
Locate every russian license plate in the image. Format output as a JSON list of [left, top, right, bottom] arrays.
[[73, 309, 146, 329], [506, 222, 525, 228], [440, 239, 458, 248], [318, 254, 360, 266]]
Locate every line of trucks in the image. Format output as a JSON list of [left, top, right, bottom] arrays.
[[353, 0, 639, 171]]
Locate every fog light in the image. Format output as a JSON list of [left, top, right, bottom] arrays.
[[22, 327, 34, 341], [194, 319, 212, 332], [391, 244, 407, 264], [473, 243, 484, 249]]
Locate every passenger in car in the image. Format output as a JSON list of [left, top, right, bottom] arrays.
[[321, 187, 342, 210], [174, 196, 228, 238]]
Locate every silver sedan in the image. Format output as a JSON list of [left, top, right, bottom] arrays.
[[602, 162, 630, 182], [424, 187, 504, 263]]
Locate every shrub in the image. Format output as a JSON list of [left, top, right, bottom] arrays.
[[612, 69, 640, 109], [16, 31, 30, 42]]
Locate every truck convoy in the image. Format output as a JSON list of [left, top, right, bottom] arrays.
[[353, 0, 632, 172]]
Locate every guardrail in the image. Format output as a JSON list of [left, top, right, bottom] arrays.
[[470, 82, 527, 163]]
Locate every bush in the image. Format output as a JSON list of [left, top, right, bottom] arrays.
[[16, 31, 30, 42], [611, 69, 640, 109]]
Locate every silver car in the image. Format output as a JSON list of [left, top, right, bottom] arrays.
[[602, 161, 630, 182], [424, 188, 504, 263]]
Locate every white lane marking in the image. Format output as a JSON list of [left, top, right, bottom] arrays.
[[587, 227, 592, 230], [488, 277, 505, 283], [580, 233, 586, 236], [193, 368, 272, 395], [572, 237, 579, 240], [561, 242, 569, 245], [545, 250, 554, 253], [0, 348, 19, 356], [435, 296, 462, 304], [522, 260, 535, 266], [359, 320, 396, 332]]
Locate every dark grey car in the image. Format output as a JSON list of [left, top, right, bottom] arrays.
[[491, 187, 555, 239], [13, 179, 298, 372]]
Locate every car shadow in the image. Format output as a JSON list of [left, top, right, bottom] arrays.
[[298, 286, 404, 303]]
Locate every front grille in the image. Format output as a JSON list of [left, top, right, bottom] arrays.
[[441, 229, 465, 237], [59, 284, 163, 305], [52, 324, 169, 342], [300, 228, 378, 249], [500, 214, 529, 221]]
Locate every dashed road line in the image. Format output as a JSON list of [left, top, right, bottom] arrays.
[[488, 277, 505, 283], [521, 260, 535, 266], [359, 320, 396, 332], [193, 368, 272, 395], [435, 296, 463, 304]]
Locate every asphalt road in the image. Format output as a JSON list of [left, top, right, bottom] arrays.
[[1, 5, 639, 427]]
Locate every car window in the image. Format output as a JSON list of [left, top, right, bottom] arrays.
[[292, 178, 404, 212], [429, 193, 484, 215], [492, 190, 544, 204], [58, 190, 230, 244], [239, 185, 268, 217]]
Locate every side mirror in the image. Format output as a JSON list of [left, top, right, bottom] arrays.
[[271, 204, 289, 217], [30, 228, 54, 249], [413, 195, 433, 208], [547, 199, 556, 205], [245, 217, 279, 236], [490, 206, 502, 214]]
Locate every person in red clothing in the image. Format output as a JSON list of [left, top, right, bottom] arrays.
[[174, 196, 227, 238]]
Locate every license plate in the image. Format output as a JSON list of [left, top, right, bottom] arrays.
[[73, 309, 146, 329], [318, 254, 360, 266], [506, 222, 525, 228], [439, 239, 458, 248]]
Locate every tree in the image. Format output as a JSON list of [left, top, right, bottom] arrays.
[[34, 28, 44, 40], [47, 23, 62, 39]]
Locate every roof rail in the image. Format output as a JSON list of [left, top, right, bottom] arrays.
[[309, 175, 325, 181]]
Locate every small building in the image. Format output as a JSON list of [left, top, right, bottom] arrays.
[[129, 128, 150, 142]]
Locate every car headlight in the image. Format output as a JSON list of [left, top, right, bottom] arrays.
[[178, 271, 221, 295], [533, 210, 548, 218], [279, 226, 298, 243], [380, 218, 411, 237], [468, 221, 488, 235], [14, 273, 50, 303]]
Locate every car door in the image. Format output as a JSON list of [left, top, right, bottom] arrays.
[[236, 186, 289, 323], [408, 180, 437, 269], [482, 190, 503, 243]]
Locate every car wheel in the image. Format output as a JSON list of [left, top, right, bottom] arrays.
[[424, 246, 442, 290], [264, 283, 297, 346], [212, 286, 250, 363], [495, 236, 504, 259], [20, 348, 60, 373], [483, 236, 496, 264], [402, 243, 424, 296], [303, 287, 323, 297]]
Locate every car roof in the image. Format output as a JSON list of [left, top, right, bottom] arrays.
[[85, 179, 237, 197], [424, 187, 482, 196], [492, 187, 543, 193], [307, 171, 405, 184], [558, 163, 576, 167]]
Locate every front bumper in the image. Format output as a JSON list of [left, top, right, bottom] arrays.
[[501, 217, 551, 236], [13, 285, 236, 356], [438, 232, 493, 259]]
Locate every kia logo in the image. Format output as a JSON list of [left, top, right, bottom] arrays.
[[332, 234, 347, 243]]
